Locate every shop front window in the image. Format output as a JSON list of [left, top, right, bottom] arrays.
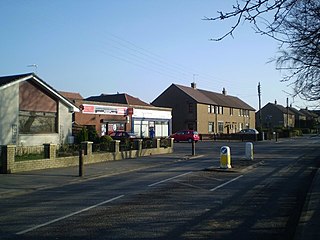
[[108, 123, 124, 134]]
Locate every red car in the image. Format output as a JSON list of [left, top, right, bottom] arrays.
[[109, 131, 137, 141], [171, 130, 200, 143]]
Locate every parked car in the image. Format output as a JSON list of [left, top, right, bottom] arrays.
[[239, 128, 259, 134], [109, 131, 137, 141], [170, 130, 200, 142]]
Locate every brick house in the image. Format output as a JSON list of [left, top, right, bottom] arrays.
[[0, 73, 79, 146], [299, 108, 319, 128], [288, 106, 306, 128], [152, 83, 256, 134], [255, 101, 295, 129]]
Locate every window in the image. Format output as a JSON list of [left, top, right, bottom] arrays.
[[220, 106, 224, 114], [134, 120, 148, 138], [19, 111, 57, 134], [155, 121, 169, 137], [218, 121, 224, 133], [213, 106, 217, 114], [208, 122, 214, 133], [218, 106, 223, 115], [208, 105, 215, 114], [230, 108, 234, 116]]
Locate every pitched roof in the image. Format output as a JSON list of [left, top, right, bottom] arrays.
[[174, 84, 215, 105], [0, 73, 79, 112], [59, 91, 83, 101], [0, 72, 34, 88], [85, 93, 151, 107], [299, 108, 319, 118], [310, 110, 320, 116], [173, 84, 255, 110], [199, 89, 255, 110], [288, 107, 304, 116], [265, 102, 295, 115]]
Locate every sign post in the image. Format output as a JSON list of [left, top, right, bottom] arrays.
[[79, 149, 84, 177], [220, 146, 231, 169]]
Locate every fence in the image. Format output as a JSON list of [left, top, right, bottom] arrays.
[[200, 133, 258, 141], [0, 138, 174, 174]]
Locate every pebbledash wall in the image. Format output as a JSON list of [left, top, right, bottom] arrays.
[[0, 139, 174, 174]]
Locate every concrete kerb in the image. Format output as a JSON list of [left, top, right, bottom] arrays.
[[204, 157, 264, 173]]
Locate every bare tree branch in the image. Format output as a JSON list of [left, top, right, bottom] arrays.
[[206, 0, 320, 101]]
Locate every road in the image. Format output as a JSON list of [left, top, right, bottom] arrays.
[[1, 136, 319, 239]]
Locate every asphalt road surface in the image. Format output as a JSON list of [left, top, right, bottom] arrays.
[[1, 136, 319, 239]]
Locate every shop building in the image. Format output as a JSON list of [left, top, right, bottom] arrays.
[[62, 92, 172, 138]]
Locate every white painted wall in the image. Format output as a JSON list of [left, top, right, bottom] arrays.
[[0, 84, 19, 145], [1, 83, 74, 146]]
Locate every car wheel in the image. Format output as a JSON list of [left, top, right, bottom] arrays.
[[188, 138, 192, 143]]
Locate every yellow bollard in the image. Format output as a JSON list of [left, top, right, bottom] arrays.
[[220, 146, 231, 169]]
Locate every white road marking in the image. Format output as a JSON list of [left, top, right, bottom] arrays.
[[148, 171, 193, 187], [16, 195, 124, 235], [210, 175, 243, 192]]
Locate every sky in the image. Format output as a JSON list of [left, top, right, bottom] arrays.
[[0, 0, 314, 110]]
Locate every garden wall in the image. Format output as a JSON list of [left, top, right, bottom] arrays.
[[0, 139, 174, 174]]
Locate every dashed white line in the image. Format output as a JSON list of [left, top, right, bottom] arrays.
[[210, 175, 243, 192], [16, 195, 125, 235], [148, 171, 193, 187]]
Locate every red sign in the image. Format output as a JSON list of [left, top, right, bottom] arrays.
[[127, 108, 134, 115], [82, 105, 95, 113]]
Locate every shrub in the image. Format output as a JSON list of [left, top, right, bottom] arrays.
[[100, 135, 113, 143], [143, 139, 153, 149], [77, 127, 88, 143], [87, 126, 99, 143]]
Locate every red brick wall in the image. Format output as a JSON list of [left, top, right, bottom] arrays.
[[19, 81, 57, 112], [74, 112, 130, 135]]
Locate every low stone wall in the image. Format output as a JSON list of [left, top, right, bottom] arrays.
[[0, 139, 174, 174]]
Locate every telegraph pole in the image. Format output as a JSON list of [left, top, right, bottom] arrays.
[[287, 97, 289, 129], [258, 82, 262, 129]]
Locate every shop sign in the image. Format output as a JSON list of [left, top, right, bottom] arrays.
[[80, 104, 127, 115], [132, 108, 172, 119]]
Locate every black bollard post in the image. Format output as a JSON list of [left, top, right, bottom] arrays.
[[191, 139, 196, 156], [79, 149, 84, 177]]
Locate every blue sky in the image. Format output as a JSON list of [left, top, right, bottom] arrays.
[[0, 0, 312, 110]]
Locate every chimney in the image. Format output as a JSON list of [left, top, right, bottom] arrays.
[[191, 82, 196, 89], [275, 99, 277, 105], [222, 88, 227, 95]]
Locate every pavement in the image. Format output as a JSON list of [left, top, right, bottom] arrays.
[[0, 151, 319, 239]]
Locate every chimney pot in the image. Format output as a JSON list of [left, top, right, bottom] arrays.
[[191, 82, 196, 89], [222, 88, 227, 95]]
